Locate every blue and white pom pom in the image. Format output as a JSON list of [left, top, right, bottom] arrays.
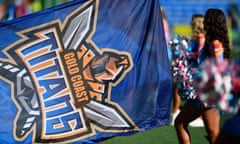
[[195, 58, 240, 114], [169, 35, 198, 100]]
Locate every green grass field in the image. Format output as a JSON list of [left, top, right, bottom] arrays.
[[100, 125, 208, 144], [99, 114, 231, 144]]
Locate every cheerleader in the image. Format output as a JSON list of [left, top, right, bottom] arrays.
[[174, 9, 231, 144]]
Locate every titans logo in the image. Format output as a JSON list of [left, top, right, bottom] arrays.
[[0, 1, 137, 143]]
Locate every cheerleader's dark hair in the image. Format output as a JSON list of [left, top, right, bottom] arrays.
[[203, 8, 231, 59]]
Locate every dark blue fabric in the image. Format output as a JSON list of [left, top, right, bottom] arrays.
[[222, 112, 240, 137], [0, 0, 172, 143]]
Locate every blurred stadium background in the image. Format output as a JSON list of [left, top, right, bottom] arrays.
[[161, 0, 240, 58], [2, 0, 239, 56]]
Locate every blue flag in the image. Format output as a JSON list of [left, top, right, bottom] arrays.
[[0, 0, 172, 143]]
